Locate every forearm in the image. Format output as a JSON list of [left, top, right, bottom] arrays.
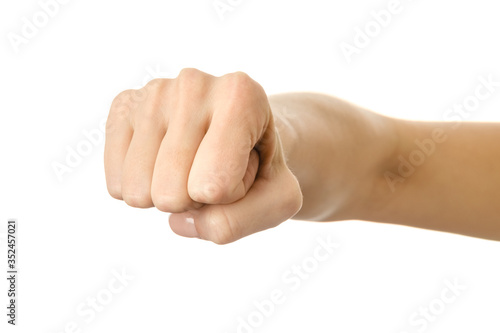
[[270, 92, 500, 241], [367, 120, 500, 240]]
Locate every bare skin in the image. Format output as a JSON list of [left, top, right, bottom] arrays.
[[104, 68, 500, 244]]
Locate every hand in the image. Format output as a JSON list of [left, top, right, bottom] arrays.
[[104, 69, 302, 244]]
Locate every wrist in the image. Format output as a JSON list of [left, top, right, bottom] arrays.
[[353, 115, 410, 222], [268, 93, 401, 222], [327, 111, 401, 221]]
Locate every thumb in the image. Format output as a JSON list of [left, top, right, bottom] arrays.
[[169, 165, 302, 244]]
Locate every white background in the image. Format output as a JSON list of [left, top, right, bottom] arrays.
[[1, 0, 500, 332]]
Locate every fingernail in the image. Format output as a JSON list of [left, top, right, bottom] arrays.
[[182, 212, 199, 238], [169, 212, 199, 238], [185, 214, 195, 225]]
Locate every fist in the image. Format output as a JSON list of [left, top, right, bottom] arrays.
[[104, 68, 302, 244]]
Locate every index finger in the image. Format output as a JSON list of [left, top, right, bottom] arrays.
[[187, 73, 269, 204]]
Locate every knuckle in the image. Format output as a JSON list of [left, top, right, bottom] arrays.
[[136, 79, 171, 127], [188, 175, 228, 204], [106, 184, 123, 200], [110, 89, 135, 116], [174, 68, 208, 102], [177, 68, 204, 82], [228, 71, 252, 84], [151, 191, 192, 213], [145, 78, 167, 89], [121, 181, 153, 208], [223, 71, 256, 95], [111, 89, 133, 106], [127, 89, 147, 106], [134, 79, 167, 108], [202, 208, 236, 245], [143, 78, 170, 101], [122, 190, 153, 208], [218, 71, 268, 127]]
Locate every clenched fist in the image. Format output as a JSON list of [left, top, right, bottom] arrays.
[[104, 69, 302, 244]]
